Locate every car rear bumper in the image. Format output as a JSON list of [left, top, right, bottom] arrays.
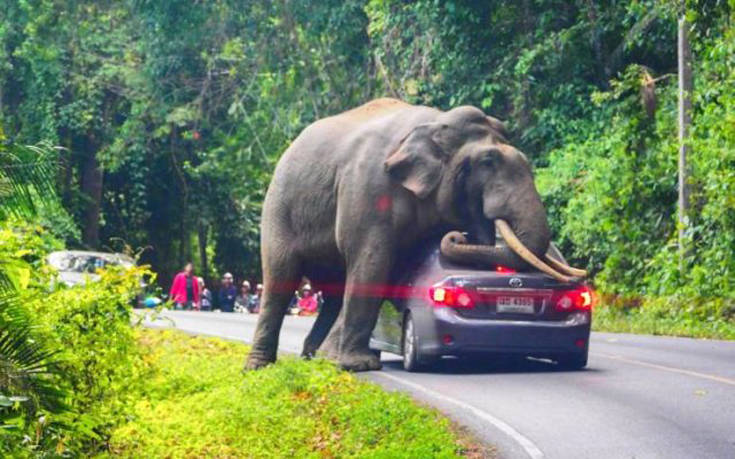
[[417, 307, 591, 357]]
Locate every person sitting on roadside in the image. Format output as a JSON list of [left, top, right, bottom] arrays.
[[297, 284, 319, 316], [169, 262, 200, 310], [288, 290, 300, 315], [217, 272, 237, 312], [234, 280, 252, 313], [248, 283, 263, 313], [199, 277, 212, 311]]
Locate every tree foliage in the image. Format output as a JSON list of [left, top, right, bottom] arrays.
[[1, 1, 733, 322]]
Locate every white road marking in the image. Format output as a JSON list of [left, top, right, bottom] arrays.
[[595, 352, 735, 387], [374, 371, 544, 459]]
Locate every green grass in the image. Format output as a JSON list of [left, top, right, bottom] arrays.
[[105, 329, 482, 458], [593, 299, 735, 340]]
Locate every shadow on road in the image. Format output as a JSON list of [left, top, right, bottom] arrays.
[[381, 355, 604, 376]]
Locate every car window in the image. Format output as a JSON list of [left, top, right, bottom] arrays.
[[74, 256, 108, 273], [48, 253, 76, 271]]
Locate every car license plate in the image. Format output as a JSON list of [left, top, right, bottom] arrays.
[[496, 296, 535, 314]]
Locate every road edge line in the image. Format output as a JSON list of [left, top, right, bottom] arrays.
[[373, 371, 544, 459]]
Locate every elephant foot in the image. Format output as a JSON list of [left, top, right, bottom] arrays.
[[302, 335, 326, 359], [244, 353, 275, 371], [338, 350, 382, 372], [301, 345, 317, 360]]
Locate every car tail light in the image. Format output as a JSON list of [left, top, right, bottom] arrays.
[[429, 285, 475, 308], [551, 286, 594, 312], [495, 265, 517, 274]]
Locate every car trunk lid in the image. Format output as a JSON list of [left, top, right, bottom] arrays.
[[443, 273, 572, 321]]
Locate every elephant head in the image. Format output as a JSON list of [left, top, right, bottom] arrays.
[[384, 105, 586, 281]]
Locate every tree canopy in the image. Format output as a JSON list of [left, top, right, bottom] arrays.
[[1, 0, 733, 319]]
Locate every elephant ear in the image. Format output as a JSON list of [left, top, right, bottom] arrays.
[[384, 123, 447, 199], [486, 116, 509, 142]]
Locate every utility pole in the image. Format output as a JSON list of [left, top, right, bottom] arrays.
[[677, 8, 693, 267]]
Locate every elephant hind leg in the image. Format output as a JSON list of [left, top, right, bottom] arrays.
[[302, 294, 342, 359], [245, 250, 301, 370]]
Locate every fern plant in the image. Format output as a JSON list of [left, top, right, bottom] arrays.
[[0, 132, 64, 432]]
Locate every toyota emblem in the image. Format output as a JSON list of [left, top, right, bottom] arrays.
[[509, 277, 523, 288]]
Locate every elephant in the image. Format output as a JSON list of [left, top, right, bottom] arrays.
[[245, 98, 585, 372]]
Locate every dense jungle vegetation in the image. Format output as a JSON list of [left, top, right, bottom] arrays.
[[1, 1, 733, 325], [1, 0, 734, 455]]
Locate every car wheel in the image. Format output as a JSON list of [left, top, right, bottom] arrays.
[[556, 352, 588, 370], [402, 313, 434, 372]]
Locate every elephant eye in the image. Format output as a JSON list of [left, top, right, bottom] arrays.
[[480, 150, 500, 168]]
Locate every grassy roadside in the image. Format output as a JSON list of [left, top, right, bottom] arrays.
[[106, 329, 487, 458], [592, 301, 735, 340]]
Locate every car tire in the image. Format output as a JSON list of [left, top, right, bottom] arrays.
[[556, 352, 588, 370], [402, 313, 435, 372]]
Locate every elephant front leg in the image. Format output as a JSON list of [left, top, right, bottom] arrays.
[[245, 286, 294, 370], [245, 253, 301, 370], [302, 295, 342, 359], [335, 251, 392, 372]]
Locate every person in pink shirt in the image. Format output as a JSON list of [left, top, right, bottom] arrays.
[[297, 284, 319, 315], [169, 262, 200, 310]]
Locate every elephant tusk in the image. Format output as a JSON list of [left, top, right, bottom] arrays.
[[494, 219, 574, 283], [544, 253, 587, 277]]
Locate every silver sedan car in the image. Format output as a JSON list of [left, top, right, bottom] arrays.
[[370, 234, 593, 372], [47, 250, 136, 287]]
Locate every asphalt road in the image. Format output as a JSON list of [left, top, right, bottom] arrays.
[[145, 310, 735, 459]]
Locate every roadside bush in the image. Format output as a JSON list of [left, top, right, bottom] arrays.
[[0, 222, 151, 456], [594, 296, 735, 340], [22, 266, 151, 455], [0, 221, 61, 455]]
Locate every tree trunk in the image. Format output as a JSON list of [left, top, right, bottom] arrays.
[[677, 12, 693, 265], [170, 126, 192, 268], [586, 0, 605, 85], [180, 217, 191, 267], [60, 137, 74, 209], [80, 144, 103, 248], [516, 0, 534, 130], [198, 220, 209, 281]]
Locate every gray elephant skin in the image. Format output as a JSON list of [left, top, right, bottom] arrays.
[[246, 98, 554, 372]]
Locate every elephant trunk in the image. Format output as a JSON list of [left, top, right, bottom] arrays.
[[440, 230, 526, 270], [440, 220, 587, 283]]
